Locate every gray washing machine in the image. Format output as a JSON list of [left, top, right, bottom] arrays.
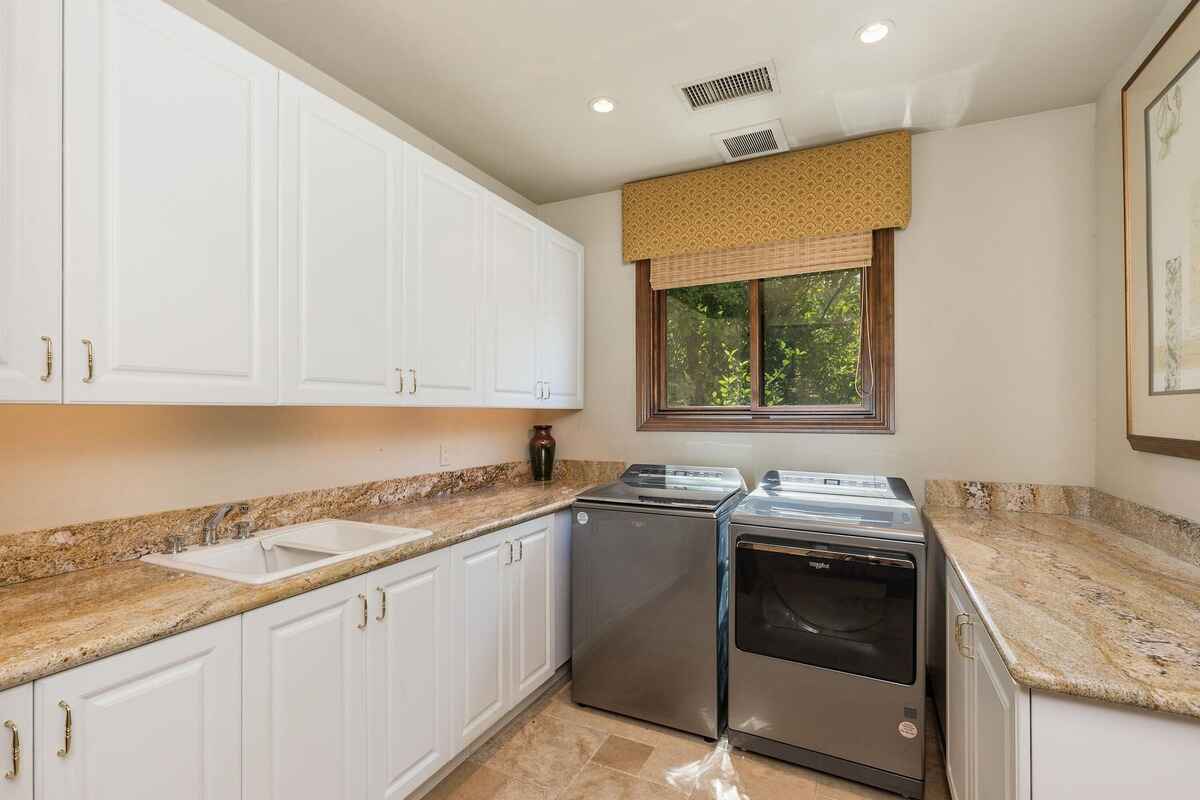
[[728, 471, 927, 798], [571, 464, 746, 739]]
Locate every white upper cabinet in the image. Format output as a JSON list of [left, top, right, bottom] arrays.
[[403, 147, 485, 405], [63, 0, 279, 404], [538, 228, 584, 408], [278, 74, 405, 405], [484, 199, 541, 406], [34, 618, 241, 800], [0, 0, 62, 403], [15, 0, 581, 409]]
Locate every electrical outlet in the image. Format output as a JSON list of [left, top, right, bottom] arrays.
[[439, 443, 451, 467]]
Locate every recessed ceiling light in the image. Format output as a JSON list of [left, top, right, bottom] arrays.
[[589, 96, 615, 114], [856, 20, 892, 44]]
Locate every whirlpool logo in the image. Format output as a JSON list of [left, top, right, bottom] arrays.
[[808, 561, 831, 570]]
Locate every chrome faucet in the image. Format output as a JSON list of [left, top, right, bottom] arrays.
[[202, 503, 248, 546]]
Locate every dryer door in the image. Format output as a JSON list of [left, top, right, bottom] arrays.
[[734, 535, 917, 684]]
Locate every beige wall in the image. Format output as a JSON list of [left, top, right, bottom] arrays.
[[1094, 0, 1200, 522], [0, 405, 538, 534], [0, 0, 547, 536], [538, 105, 1099, 503]]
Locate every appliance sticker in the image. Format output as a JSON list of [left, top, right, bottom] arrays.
[[576, 512, 589, 525], [898, 721, 918, 739]]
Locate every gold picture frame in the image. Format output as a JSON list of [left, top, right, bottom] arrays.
[[1124, 0, 1200, 460]]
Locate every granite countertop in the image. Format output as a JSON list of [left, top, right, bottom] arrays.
[[0, 478, 597, 692], [928, 508, 1200, 719]]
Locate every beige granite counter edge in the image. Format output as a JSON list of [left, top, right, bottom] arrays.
[[930, 513, 1200, 721], [0, 485, 594, 692]]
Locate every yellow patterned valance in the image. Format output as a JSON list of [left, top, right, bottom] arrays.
[[622, 131, 911, 263]]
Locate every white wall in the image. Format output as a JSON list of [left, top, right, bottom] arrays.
[[1093, 0, 1200, 522], [538, 105, 1099, 503]]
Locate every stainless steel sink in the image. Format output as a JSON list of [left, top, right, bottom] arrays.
[[142, 519, 432, 584]]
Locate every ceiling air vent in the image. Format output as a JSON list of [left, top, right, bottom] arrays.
[[677, 62, 778, 110], [712, 119, 789, 163]]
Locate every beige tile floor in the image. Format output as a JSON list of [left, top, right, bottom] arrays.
[[426, 682, 951, 800]]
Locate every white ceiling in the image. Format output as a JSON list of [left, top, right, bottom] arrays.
[[210, 0, 1166, 204]]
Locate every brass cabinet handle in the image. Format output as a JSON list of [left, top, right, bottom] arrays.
[[40, 336, 53, 382], [545, 380, 550, 400], [3, 720, 18, 779], [516, 540, 524, 562], [81, 339, 94, 383], [56, 701, 71, 757], [394, 368, 404, 394], [535, 380, 543, 399], [409, 369, 417, 394], [358, 594, 368, 629], [376, 587, 386, 621], [954, 613, 974, 659]]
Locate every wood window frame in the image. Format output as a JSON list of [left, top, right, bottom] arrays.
[[636, 228, 895, 434]]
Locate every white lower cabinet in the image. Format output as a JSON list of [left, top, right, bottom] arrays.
[[33, 617, 241, 800], [1029, 689, 1200, 798], [944, 559, 1200, 798], [551, 510, 572, 669], [450, 528, 511, 747], [450, 514, 563, 751], [509, 516, 555, 701], [243, 576, 368, 800], [944, 563, 1030, 800], [0, 684, 32, 800], [12, 515, 568, 800], [368, 550, 455, 800]]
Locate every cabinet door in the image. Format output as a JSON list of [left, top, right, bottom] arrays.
[[403, 148, 485, 405], [0, 684, 32, 800], [551, 510, 572, 669], [64, 0, 278, 404], [367, 550, 454, 800], [243, 578, 367, 800], [484, 199, 540, 406], [278, 74, 406, 405], [945, 564, 973, 800], [510, 516, 554, 703], [450, 528, 510, 748], [34, 618, 240, 800], [537, 227, 584, 408], [972, 622, 1019, 800], [0, 0, 61, 403]]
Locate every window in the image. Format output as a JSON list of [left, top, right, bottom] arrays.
[[636, 229, 894, 433]]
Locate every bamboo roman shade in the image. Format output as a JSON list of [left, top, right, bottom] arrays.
[[622, 131, 910, 263], [649, 231, 872, 290]]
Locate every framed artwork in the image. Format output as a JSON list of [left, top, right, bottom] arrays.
[[1124, 0, 1200, 459]]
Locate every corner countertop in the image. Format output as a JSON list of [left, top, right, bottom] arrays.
[[927, 507, 1200, 720], [0, 478, 598, 692]]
